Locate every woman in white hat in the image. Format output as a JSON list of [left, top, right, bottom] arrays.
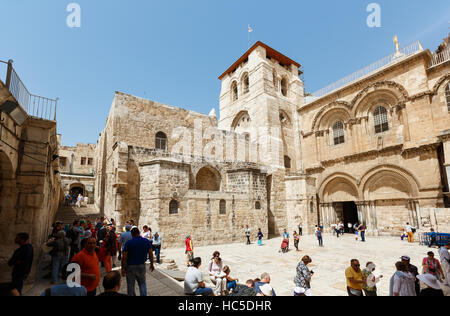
[[417, 274, 444, 296]]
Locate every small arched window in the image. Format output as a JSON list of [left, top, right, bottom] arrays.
[[445, 83, 450, 112], [373, 106, 389, 134], [231, 81, 238, 101], [333, 121, 345, 145], [242, 73, 249, 94], [169, 200, 179, 214], [155, 132, 167, 151], [284, 156, 291, 169], [310, 201, 314, 213], [281, 77, 288, 96], [219, 200, 226, 215], [255, 201, 261, 210]]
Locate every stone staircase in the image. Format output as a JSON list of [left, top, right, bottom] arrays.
[[55, 204, 101, 224]]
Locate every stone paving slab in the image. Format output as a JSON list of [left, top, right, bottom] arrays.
[[161, 234, 450, 296]]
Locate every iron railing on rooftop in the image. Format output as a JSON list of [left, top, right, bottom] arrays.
[[310, 41, 424, 99], [0, 60, 58, 121], [428, 47, 450, 69]]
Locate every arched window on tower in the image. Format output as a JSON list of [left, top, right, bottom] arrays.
[[155, 132, 167, 151], [169, 200, 179, 214], [231, 81, 238, 101], [242, 73, 249, 94], [284, 156, 291, 169], [332, 121, 345, 145], [310, 201, 314, 213], [446, 83, 450, 112], [219, 199, 226, 215], [273, 71, 278, 92], [373, 106, 389, 134], [281, 77, 288, 97]]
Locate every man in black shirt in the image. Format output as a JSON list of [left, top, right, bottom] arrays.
[[8, 233, 34, 295], [98, 271, 127, 296]]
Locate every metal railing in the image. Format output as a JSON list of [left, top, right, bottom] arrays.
[[1, 60, 58, 121], [428, 47, 450, 69], [310, 41, 424, 99]]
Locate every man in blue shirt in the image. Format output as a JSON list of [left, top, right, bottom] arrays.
[[428, 228, 438, 248], [152, 232, 162, 264], [121, 227, 154, 296], [254, 273, 276, 296]]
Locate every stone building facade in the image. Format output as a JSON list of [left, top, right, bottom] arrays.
[[58, 137, 95, 202], [0, 80, 60, 283], [94, 36, 450, 247]]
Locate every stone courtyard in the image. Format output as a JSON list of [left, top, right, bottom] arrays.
[[162, 234, 450, 296]]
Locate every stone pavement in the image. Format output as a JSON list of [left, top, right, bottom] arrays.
[[162, 233, 450, 296]]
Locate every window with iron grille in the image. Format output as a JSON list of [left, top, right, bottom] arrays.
[[219, 200, 226, 214], [446, 83, 450, 112], [333, 121, 345, 145], [169, 200, 178, 214], [373, 106, 389, 134], [155, 132, 167, 151]]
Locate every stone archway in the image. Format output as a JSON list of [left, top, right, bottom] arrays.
[[195, 166, 221, 191], [69, 183, 86, 197]]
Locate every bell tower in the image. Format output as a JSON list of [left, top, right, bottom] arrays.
[[218, 41, 304, 170]]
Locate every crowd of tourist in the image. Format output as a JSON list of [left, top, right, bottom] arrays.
[[1, 217, 449, 297], [64, 193, 89, 208]]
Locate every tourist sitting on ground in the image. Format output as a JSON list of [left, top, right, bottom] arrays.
[[208, 251, 226, 296], [228, 279, 258, 296], [389, 261, 417, 296], [417, 274, 444, 296], [41, 263, 87, 296], [361, 262, 383, 296], [184, 257, 214, 296], [422, 251, 445, 281], [222, 266, 239, 293], [97, 271, 127, 296], [294, 255, 313, 296], [254, 273, 276, 296], [259, 284, 274, 297]]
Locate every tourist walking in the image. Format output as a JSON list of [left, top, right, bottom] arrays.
[[417, 274, 445, 296], [353, 223, 360, 241], [315, 226, 323, 247], [362, 262, 382, 296], [184, 257, 214, 296], [71, 237, 100, 296], [293, 231, 300, 251], [439, 242, 450, 286], [257, 228, 263, 246], [208, 251, 226, 296], [390, 261, 416, 296], [121, 227, 155, 296], [68, 220, 82, 261], [152, 232, 162, 264], [294, 255, 313, 296], [401, 255, 420, 296], [359, 223, 366, 242], [118, 224, 133, 261], [245, 225, 251, 245], [46, 231, 70, 284], [422, 251, 445, 281], [405, 222, 415, 243], [185, 235, 194, 267], [8, 233, 33, 295], [345, 259, 364, 296], [298, 222, 303, 236]]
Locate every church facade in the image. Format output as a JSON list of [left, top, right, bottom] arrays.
[[93, 36, 450, 247]]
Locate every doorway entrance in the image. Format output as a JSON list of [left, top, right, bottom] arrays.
[[70, 186, 84, 197], [342, 202, 358, 233]]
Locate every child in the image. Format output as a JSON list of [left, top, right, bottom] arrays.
[[400, 231, 407, 241], [257, 228, 263, 246], [222, 266, 238, 293]]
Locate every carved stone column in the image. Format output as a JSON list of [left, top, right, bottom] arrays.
[[414, 200, 422, 230]]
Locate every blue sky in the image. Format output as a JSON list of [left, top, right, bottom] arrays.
[[1, 0, 449, 146]]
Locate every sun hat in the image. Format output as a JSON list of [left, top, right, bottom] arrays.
[[294, 287, 306, 295], [400, 255, 410, 261], [260, 284, 273, 296], [417, 274, 442, 290]]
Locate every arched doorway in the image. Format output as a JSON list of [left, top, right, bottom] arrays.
[[69, 183, 85, 197]]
